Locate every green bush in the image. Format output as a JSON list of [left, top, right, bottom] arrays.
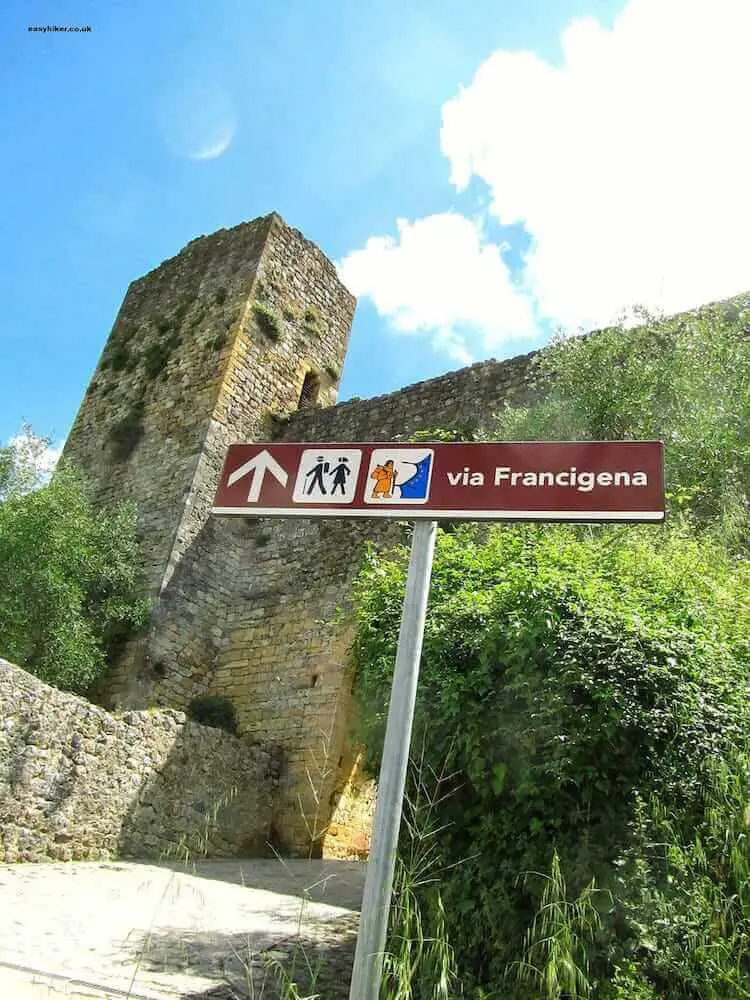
[[0, 463, 149, 694], [351, 299, 750, 996], [605, 750, 750, 998], [0, 423, 54, 500], [303, 305, 324, 337], [252, 302, 281, 341], [351, 522, 750, 994], [187, 694, 238, 734]]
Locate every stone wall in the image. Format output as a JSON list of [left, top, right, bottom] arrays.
[[63, 215, 273, 598], [105, 351, 541, 853], [0, 659, 282, 863], [279, 349, 540, 444]]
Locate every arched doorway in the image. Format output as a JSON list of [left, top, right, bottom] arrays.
[[298, 371, 321, 410]]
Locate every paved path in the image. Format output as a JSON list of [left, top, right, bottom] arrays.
[[0, 859, 366, 999]]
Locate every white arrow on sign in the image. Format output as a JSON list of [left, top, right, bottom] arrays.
[[227, 450, 289, 502]]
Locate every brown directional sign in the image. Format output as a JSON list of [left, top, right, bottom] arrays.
[[211, 441, 664, 522]]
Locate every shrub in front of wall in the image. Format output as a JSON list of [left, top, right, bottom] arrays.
[[353, 523, 750, 993], [303, 305, 325, 337], [108, 342, 131, 372], [142, 332, 182, 380], [0, 462, 149, 694]]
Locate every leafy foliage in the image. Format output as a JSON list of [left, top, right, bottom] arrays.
[[352, 523, 750, 994], [490, 297, 750, 544], [109, 399, 145, 460], [143, 329, 182, 379], [108, 341, 132, 372], [303, 305, 325, 338], [382, 748, 462, 1000], [513, 850, 605, 998], [604, 750, 750, 999], [0, 462, 149, 693], [343, 299, 750, 996], [104, 322, 137, 373]]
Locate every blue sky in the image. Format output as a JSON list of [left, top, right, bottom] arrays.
[[2, 0, 749, 450]]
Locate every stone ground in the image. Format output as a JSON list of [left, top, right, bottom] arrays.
[[0, 859, 366, 999]]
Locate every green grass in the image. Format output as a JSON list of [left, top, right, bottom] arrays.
[[303, 306, 325, 338]]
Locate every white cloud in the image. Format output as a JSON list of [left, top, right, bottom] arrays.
[[36, 443, 63, 478], [337, 213, 536, 364], [441, 0, 750, 331], [343, 0, 750, 360]]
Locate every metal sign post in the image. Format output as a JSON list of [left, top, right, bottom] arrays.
[[347, 520, 438, 1000]]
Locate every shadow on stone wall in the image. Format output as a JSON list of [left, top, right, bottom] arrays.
[[116, 717, 284, 861], [95, 513, 241, 713]]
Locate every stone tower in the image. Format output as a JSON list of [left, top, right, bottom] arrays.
[[64, 213, 355, 600], [63, 215, 357, 769], [63, 214, 365, 854]]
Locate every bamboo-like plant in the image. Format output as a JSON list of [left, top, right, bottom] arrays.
[[511, 850, 607, 999]]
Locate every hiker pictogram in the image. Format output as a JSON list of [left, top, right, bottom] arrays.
[[305, 456, 331, 496], [292, 448, 363, 504]]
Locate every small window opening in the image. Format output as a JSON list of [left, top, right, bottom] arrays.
[[310, 673, 319, 688], [298, 371, 321, 410]]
